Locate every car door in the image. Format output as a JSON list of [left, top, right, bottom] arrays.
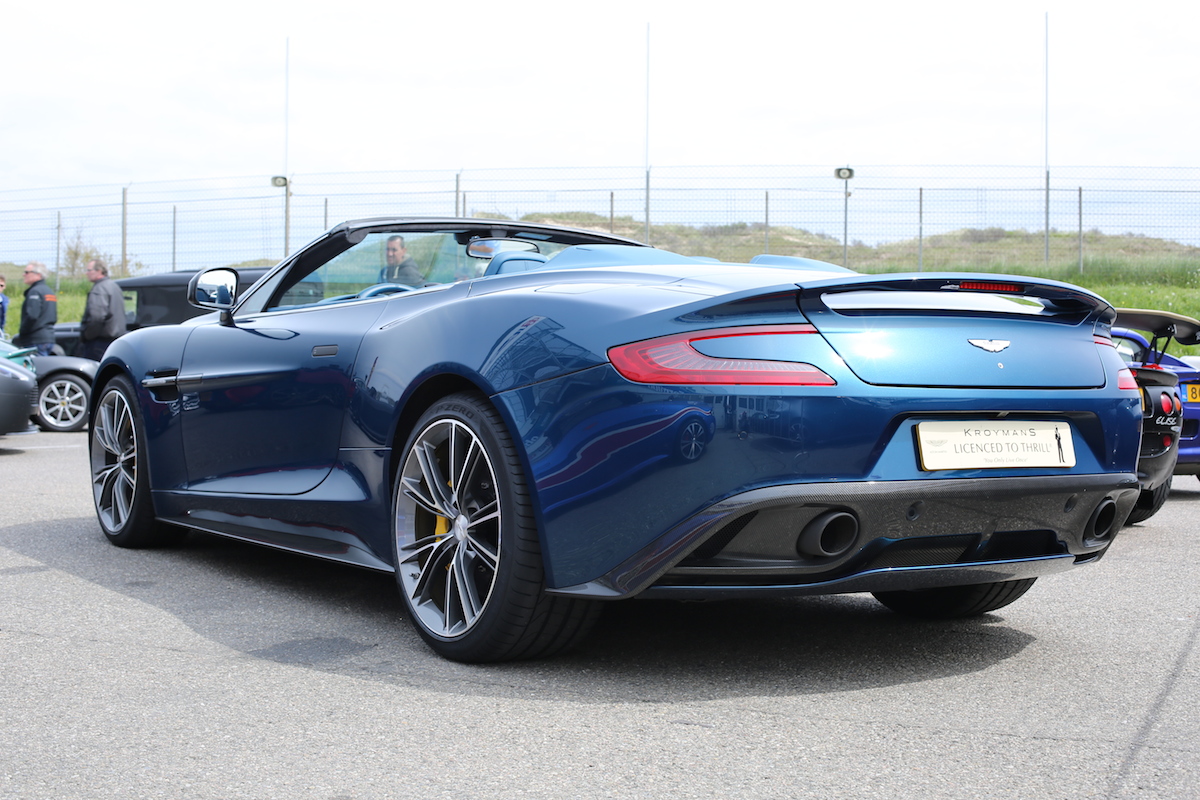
[[176, 302, 387, 494], [177, 232, 395, 494]]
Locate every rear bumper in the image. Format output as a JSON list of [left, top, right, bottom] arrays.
[[548, 473, 1139, 600]]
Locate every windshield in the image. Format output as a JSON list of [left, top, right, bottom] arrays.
[[263, 231, 583, 312]]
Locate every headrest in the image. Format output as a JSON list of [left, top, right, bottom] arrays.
[[484, 250, 550, 276]]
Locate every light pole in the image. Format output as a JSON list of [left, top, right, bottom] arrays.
[[272, 176, 291, 257], [835, 167, 854, 267]]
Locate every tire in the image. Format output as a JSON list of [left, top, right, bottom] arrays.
[[393, 393, 598, 662], [89, 376, 182, 548], [872, 578, 1037, 619], [1125, 476, 1172, 525], [36, 373, 91, 432]]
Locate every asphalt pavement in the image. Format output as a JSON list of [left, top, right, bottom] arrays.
[[1, 429, 1197, 799]]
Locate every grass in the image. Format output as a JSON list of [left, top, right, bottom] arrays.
[[2, 277, 88, 339], [521, 214, 1200, 355], [5, 221, 1199, 356]]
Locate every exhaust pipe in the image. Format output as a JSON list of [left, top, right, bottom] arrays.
[[1087, 498, 1119, 543], [797, 511, 860, 559]]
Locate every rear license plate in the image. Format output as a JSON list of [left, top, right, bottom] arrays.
[[917, 420, 1076, 470], [1187, 383, 1200, 404]]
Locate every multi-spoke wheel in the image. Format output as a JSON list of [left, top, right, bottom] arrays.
[[36, 373, 91, 432], [90, 376, 179, 548], [677, 418, 709, 461], [393, 393, 598, 662]]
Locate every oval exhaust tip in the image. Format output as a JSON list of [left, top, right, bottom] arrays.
[[1087, 498, 1119, 542], [797, 511, 860, 558]]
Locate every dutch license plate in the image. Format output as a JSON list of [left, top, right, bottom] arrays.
[[1187, 383, 1200, 404], [916, 420, 1076, 470]]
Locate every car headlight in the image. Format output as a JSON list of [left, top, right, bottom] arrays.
[[0, 362, 34, 382]]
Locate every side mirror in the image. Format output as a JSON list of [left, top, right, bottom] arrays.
[[188, 268, 239, 325]]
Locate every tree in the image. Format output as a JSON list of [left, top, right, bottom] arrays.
[[60, 229, 125, 279]]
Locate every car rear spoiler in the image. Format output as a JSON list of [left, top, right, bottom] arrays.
[[1114, 308, 1200, 346], [797, 272, 1118, 322], [1115, 307, 1200, 367]]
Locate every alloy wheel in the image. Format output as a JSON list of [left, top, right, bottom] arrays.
[[395, 418, 502, 639], [91, 387, 138, 533], [39, 377, 89, 431]]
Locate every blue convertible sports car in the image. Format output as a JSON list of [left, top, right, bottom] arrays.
[[89, 217, 1143, 662]]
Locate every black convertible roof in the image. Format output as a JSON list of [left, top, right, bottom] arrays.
[[330, 216, 649, 248]]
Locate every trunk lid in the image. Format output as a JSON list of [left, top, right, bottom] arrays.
[[797, 274, 1115, 389]]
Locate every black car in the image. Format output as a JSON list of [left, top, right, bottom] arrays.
[[1112, 308, 1200, 524], [55, 268, 270, 355], [30, 354, 99, 432], [38, 268, 269, 432], [0, 349, 39, 435]]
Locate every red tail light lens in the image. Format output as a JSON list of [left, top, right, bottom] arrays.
[[608, 326, 836, 386], [1116, 369, 1139, 391], [1160, 393, 1174, 414]]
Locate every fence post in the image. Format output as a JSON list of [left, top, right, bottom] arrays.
[[644, 168, 651, 244], [609, 191, 615, 233], [1078, 187, 1083, 274], [842, 182, 849, 268], [764, 190, 770, 255], [172, 206, 177, 271], [284, 181, 291, 258], [55, 212, 62, 292], [918, 188, 924, 272], [1044, 170, 1050, 266], [455, 172, 461, 217], [121, 187, 128, 274]]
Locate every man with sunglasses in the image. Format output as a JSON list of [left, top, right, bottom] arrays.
[[15, 262, 57, 356]]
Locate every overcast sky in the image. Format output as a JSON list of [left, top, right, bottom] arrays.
[[2, 0, 1195, 190]]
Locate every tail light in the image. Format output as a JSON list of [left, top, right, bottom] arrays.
[[1116, 368, 1139, 391], [608, 325, 836, 386]]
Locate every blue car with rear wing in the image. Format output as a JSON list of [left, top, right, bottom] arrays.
[[1112, 308, 1200, 522], [87, 217, 1142, 662]]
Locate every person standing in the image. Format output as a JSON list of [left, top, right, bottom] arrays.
[[0, 274, 9, 337], [15, 262, 57, 356], [78, 259, 127, 360]]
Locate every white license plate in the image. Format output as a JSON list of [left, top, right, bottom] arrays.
[[916, 420, 1076, 470]]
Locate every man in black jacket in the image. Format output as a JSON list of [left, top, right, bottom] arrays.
[[15, 262, 57, 356], [78, 259, 128, 360]]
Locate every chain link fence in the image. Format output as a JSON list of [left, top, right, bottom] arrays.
[[2, 165, 1199, 278]]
